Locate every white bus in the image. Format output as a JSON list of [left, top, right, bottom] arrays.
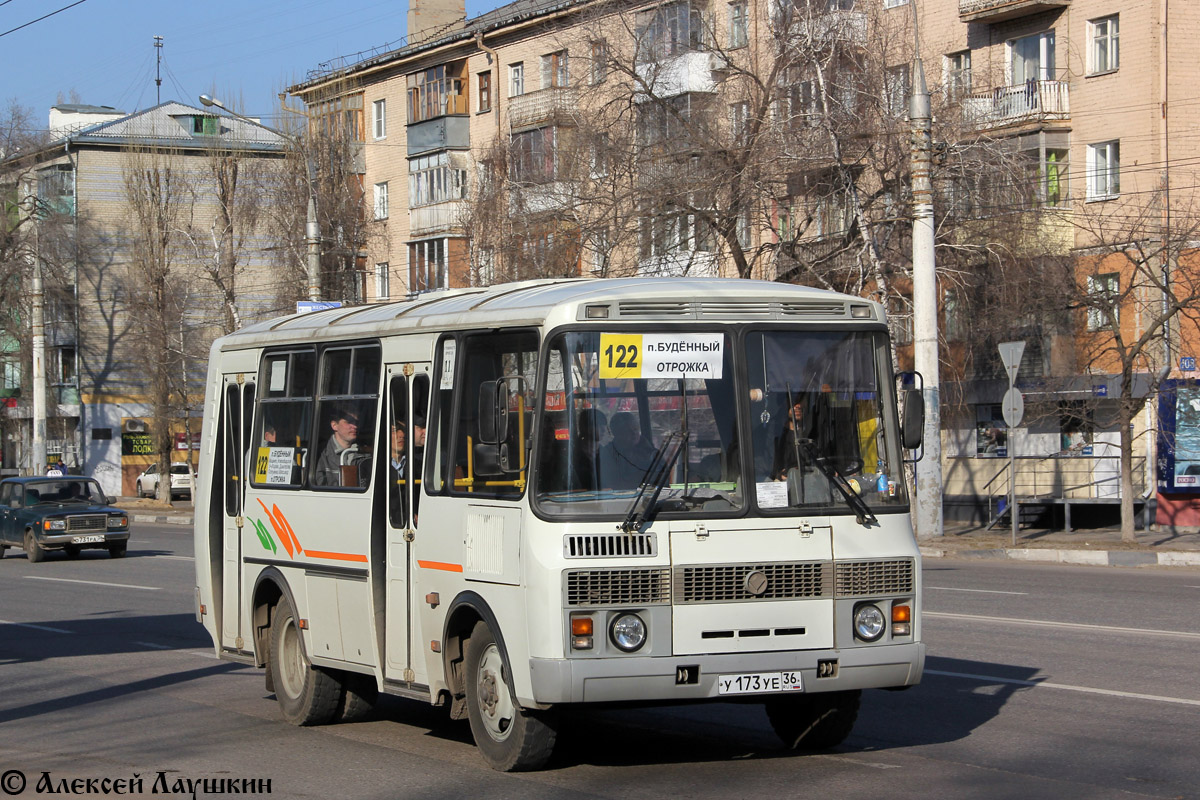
[[193, 277, 925, 771]]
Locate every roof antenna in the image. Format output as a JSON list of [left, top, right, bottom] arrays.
[[154, 36, 163, 105]]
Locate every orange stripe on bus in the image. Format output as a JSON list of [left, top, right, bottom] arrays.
[[417, 560, 464, 572], [305, 550, 369, 563]]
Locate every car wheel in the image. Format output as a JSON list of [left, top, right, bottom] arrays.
[[64, 545, 81, 559], [269, 597, 340, 726], [24, 531, 46, 563], [0, 544, 8, 558], [765, 689, 861, 751], [464, 620, 558, 771], [136, 480, 145, 498], [108, 542, 127, 558]]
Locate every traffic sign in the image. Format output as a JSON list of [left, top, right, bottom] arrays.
[[998, 341, 1025, 386], [1002, 387, 1024, 428]]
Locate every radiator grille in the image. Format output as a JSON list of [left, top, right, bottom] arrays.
[[564, 533, 657, 558], [673, 562, 831, 604], [835, 559, 915, 597], [66, 515, 107, 533], [698, 301, 773, 319], [565, 568, 671, 606], [779, 301, 848, 318], [617, 301, 693, 318]]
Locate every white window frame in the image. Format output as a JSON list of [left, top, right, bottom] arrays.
[[728, 1, 748, 49], [1087, 140, 1120, 201], [885, 64, 910, 117], [883, 0, 909, 8], [944, 51, 971, 102], [1087, 273, 1120, 331], [510, 62, 525, 97], [541, 51, 569, 89], [375, 262, 390, 299], [1089, 15, 1119, 75], [373, 99, 386, 140], [374, 181, 389, 220]]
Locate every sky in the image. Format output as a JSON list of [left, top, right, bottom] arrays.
[[3, 0, 497, 132]]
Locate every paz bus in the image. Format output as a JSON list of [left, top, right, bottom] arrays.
[[193, 277, 925, 771]]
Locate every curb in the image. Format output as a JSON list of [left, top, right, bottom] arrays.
[[131, 514, 193, 526], [920, 545, 1200, 567]]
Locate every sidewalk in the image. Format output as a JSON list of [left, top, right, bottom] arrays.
[[920, 521, 1200, 567], [118, 497, 194, 527]]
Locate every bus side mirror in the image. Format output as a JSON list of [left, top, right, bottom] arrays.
[[478, 380, 509, 445], [902, 389, 924, 450]]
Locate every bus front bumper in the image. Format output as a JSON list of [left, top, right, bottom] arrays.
[[528, 642, 925, 705]]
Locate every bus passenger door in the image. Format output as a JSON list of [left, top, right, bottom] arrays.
[[383, 365, 431, 682], [220, 376, 255, 651]]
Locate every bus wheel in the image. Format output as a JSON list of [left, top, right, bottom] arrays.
[[464, 620, 557, 771], [337, 671, 379, 723], [765, 689, 861, 750], [269, 598, 340, 726]]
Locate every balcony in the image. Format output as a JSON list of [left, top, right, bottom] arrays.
[[959, 0, 1069, 23], [790, 10, 868, 46], [962, 81, 1069, 130], [635, 51, 718, 101], [638, 250, 718, 278], [409, 200, 468, 237], [508, 87, 578, 131], [508, 181, 579, 216], [407, 116, 470, 156]]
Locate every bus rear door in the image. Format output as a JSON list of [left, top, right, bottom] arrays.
[[219, 375, 255, 652]]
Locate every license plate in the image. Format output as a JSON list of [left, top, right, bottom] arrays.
[[716, 670, 803, 695], [71, 535, 104, 544]]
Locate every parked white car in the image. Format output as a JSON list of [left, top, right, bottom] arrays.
[[135, 463, 195, 500]]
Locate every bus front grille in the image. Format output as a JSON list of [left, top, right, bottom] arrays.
[[565, 568, 671, 606], [834, 559, 915, 597], [564, 533, 657, 558], [673, 562, 831, 604]]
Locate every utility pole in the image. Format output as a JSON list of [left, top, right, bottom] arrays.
[[154, 36, 163, 105], [31, 216, 47, 475], [910, 32, 943, 537]]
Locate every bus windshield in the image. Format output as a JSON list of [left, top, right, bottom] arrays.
[[534, 326, 907, 519], [535, 330, 742, 517]]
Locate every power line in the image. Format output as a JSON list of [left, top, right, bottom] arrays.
[[0, 0, 91, 39]]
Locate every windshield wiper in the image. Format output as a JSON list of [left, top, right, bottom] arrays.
[[796, 439, 878, 527], [618, 433, 684, 534]]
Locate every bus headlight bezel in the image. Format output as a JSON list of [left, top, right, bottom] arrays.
[[609, 613, 647, 652], [853, 603, 886, 642]]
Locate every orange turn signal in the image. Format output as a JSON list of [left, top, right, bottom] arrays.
[[571, 617, 594, 636], [892, 604, 911, 623]]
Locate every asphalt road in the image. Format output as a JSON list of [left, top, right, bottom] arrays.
[[0, 522, 1197, 799]]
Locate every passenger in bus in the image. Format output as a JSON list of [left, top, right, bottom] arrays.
[[314, 406, 361, 486], [389, 421, 406, 521], [263, 422, 277, 445], [772, 398, 813, 480], [601, 412, 657, 489], [570, 409, 605, 491]]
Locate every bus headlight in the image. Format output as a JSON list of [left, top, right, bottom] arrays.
[[853, 603, 885, 642], [610, 613, 647, 652]]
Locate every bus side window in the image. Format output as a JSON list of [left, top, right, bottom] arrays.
[[253, 349, 315, 489], [411, 374, 430, 519], [387, 377, 409, 529], [310, 344, 380, 490], [223, 384, 240, 516]]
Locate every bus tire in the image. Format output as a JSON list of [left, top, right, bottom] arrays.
[[765, 689, 861, 750], [337, 671, 379, 723], [269, 598, 340, 726], [464, 620, 557, 771]]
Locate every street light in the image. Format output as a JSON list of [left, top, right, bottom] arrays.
[[199, 94, 322, 302]]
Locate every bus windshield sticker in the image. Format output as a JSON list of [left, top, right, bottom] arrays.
[[755, 481, 788, 509], [599, 333, 723, 380], [269, 360, 286, 392], [255, 446, 296, 484], [440, 339, 457, 390]]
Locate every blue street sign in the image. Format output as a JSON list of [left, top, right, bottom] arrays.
[[296, 301, 343, 314], [1181, 356, 1196, 372]]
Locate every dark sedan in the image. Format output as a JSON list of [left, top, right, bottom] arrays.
[[0, 477, 130, 562]]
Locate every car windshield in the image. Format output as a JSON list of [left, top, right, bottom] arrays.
[[25, 480, 106, 506], [169, 465, 192, 475], [535, 330, 743, 517]]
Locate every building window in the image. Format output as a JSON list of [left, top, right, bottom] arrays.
[[590, 40, 607, 85], [1087, 273, 1120, 331], [1087, 141, 1120, 200], [588, 229, 610, 274], [408, 152, 467, 207], [374, 181, 389, 220], [1041, 148, 1069, 207], [729, 1, 748, 49], [476, 247, 496, 285], [883, 0, 909, 7], [309, 93, 364, 140], [636, 1, 707, 62], [510, 126, 557, 184], [510, 63, 525, 97], [945, 51, 971, 102], [409, 238, 447, 293], [1060, 403, 1094, 455], [3, 359, 20, 392], [885, 65, 910, 117], [1090, 15, 1119, 74], [406, 63, 467, 123], [1010, 31, 1055, 84], [375, 263, 390, 299], [729, 100, 749, 141], [192, 115, 219, 136], [542, 51, 569, 89], [976, 405, 1008, 457], [478, 72, 492, 112], [639, 202, 714, 259], [943, 288, 965, 341], [37, 165, 75, 216], [373, 99, 386, 139]]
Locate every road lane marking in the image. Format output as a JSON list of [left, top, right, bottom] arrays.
[[155, 555, 194, 561], [927, 586, 1028, 595], [133, 641, 172, 650], [0, 619, 72, 634], [926, 611, 1200, 640], [24, 576, 160, 591], [927, 669, 1200, 708]]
